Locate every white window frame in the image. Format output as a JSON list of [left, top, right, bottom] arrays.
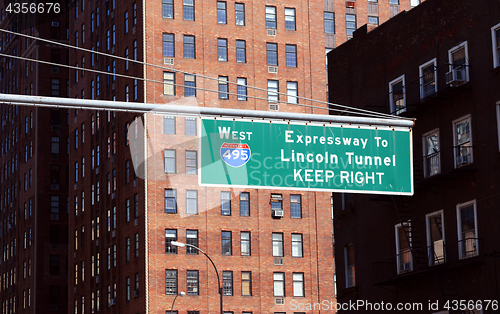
[[422, 128, 440, 177], [456, 200, 478, 260], [425, 210, 445, 266], [452, 114, 473, 168], [448, 41, 469, 82], [395, 222, 413, 275], [388, 75, 406, 115], [491, 22, 500, 68], [419, 58, 437, 99]]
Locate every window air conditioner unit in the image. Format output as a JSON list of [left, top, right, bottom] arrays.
[[164, 57, 174, 65], [401, 262, 411, 271], [132, 290, 139, 298], [268, 66, 278, 74], [272, 210, 284, 217], [51, 67, 60, 73], [51, 22, 60, 27], [275, 298, 285, 305], [457, 155, 470, 165], [445, 69, 466, 85], [267, 29, 276, 36], [109, 299, 116, 306], [269, 104, 279, 111], [274, 257, 283, 265], [111, 230, 116, 237]]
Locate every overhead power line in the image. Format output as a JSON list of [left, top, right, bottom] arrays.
[[0, 28, 412, 121]]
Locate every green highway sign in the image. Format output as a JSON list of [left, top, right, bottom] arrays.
[[200, 118, 413, 195]]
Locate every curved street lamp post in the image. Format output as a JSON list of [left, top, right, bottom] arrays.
[[171, 241, 223, 314], [170, 291, 186, 313]]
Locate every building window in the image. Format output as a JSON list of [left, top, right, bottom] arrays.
[[241, 231, 250, 256], [165, 189, 177, 214], [266, 6, 276, 29], [164, 116, 176, 134], [285, 8, 296, 30], [221, 191, 231, 215], [266, 43, 278, 66], [218, 76, 229, 99], [163, 33, 175, 57], [165, 270, 178, 295], [235, 3, 245, 26], [222, 271, 233, 295], [186, 230, 199, 254], [163, 72, 175, 95], [236, 40, 246, 63], [389, 75, 405, 115], [241, 272, 252, 296], [345, 244, 355, 287], [184, 35, 196, 59], [185, 151, 197, 174], [134, 193, 139, 218], [285, 45, 297, 67], [49, 255, 59, 274], [184, 74, 196, 97], [396, 223, 412, 274], [453, 115, 472, 167], [240, 192, 249, 216], [368, 16, 378, 25], [163, 0, 174, 18], [457, 200, 478, 259], [218, 38, 228, 61], [419, 59, 437, 98], [346, 14, 356, 38], [290, 195, 302, 218], [135, 233, 139, 257], [185, 118, 197, 135], [164, 149, 176, 173], [268, 80, 279, 103], [426, 210, 445, 266], [272, 233, 283, 257], [237, 78, 247, 101], [273, 273, 285, 297], [51, 79, 60, 96], [125, 11, 129, 33], [423, 129, 440, 177], [217, 1, 227, 24], [492, 22, 500, 68], [293, 273, 304, 297], [287, 82, 298, 105], [183, 0, 194, 20], [186, 270, 199, 295], [51, 137, 60, 154], [165, 229, 178, 253], [324, 12, 335, 34], [186, 190, 198, 215], [448, 42, 469, 83], [291, 233, 303, 257], [221, 231, 232, 255]]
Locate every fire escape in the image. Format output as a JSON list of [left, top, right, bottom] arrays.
[[371, 63, 478, 313]]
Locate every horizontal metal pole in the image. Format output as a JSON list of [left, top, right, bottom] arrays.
[[0, 94, 414, 127]]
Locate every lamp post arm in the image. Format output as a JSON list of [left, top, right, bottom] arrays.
[[183, 243, 223, 314], [170, 294, 179, 314]]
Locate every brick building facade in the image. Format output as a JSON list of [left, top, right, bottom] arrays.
[[328, 0, 500, 312], [0, 0, 422, 313], [0, 3, 70, 313]]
